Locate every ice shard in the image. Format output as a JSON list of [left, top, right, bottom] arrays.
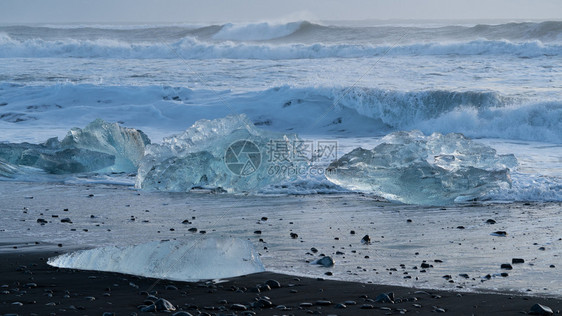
[[48, 238, 265, 281], [136, 114, 305, 192], [0, 119, 150, 174], [326, 131, 517, 205]]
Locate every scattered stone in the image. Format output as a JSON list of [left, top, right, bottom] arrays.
[[290, 233, 298, 239], [344, 300, 357, 305], [102, 313, 114, 316], [457, 226, 465, 229], [492, 231, 507, 237], [374, 293, 394, 304], [361, 235, 371, 244], [165, 285, 178, 291], [155, 298, 176, 311], [37, 218, 48, 224], [255, 298, 273, 308], [315, 256, 335, 267], [550, 265, 555, 268], [501, 263, 513, 270], [230, 303, 247, 311], [12, 301, 23, 306], [529, 303, 554, 315], [360, 304, 374, 309], [300, 302, 313, 307], [140, 304, 157, 312], [60, 217, 72, 223], [350, 230, 356, 234], [172, 312, 193, 316], [512, 258, 525, 264], [265, 279, 281, 289], [85, 296, 95, 301], [459, 273, 470, 279], [310, 247, 318, 253], [434, 306, 446, 313], [261, 217, 268, 221], [501, 272, 509, 277], [335, 303, 347, 309], [316, 300, 332, 306], [486, 219, 496, 224], [254, 230, 262, 234], [188, 228, 197, 232]]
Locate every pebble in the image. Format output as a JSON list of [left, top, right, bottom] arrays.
[[360, 304, 375, 309], [315, 300, 332, 306], [172, 312, 193, 316], [512, 258, 525, 264], [486, 219, 496, 224], [374, 293, 394, 303], [60, 217, 72, 223], [230, 303, 247, 311], [501, 263, 513, 270], [335, 303, 347, 309], [492, 231, 507, 237], [290, 232, 298, 239], [529, 303, 553, 315], [300, 302, 313, 307], [155, 298, 176, 311], [344, 300, 357, 305], [265, 279, 281, 289], [37, 218, 48, 224], [361, 235, 371, 244], [315, 256, 335, 267]]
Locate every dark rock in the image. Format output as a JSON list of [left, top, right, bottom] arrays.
[[165, 285, 178, 291], [315, 300, 332, 306], [361, 235, 371, 244], [265, 279, 281, 289], [188, 227, 197, 232], [529, 303, 553, 315], [492, 231, 507, 237], [310, 247, 318, 253], [102, 313, 115, 316], [501, 263, 513, 270], [60, 218, 72, 223], [290, 232, 298, 239], [457, 226, 465, 229], [459, 273, 470, 279], [335, 303, 347, 309], [360, 304, 374, 309], [344, 300, 357, 305], [255, 298, 273, 308], [300, 302, 313, 307], [140, 304, 156, 312], [230, 304, 247, 311], [172, 312, 193, 316], [155, 298, 176, 311], [254, 230, 262, 234], [261, 217, 268, 221], [374, 293, 394, 304], [350, 230, 356, 234], [512, 258, 525, 264], [37, 218, 48, 224], [315, 256, 335, 267], [486, 219, 496, 224]]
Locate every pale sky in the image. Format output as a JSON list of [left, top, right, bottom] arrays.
[[0, 0, 560, 24]]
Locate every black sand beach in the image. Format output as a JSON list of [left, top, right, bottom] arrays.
[[1, 246, 560, 315]]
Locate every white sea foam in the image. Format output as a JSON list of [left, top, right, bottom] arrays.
[[47, 238, 265, 281], [0, 34, 559, 59]]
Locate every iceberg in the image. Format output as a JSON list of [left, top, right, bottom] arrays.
[[0, 119, 150, 174], [47, 238, 265, 281], [136, 114, 305, 192], [326, 131, 517, 205]]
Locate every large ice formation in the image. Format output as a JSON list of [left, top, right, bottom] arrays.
[[136, 114, 305, 192], [326, 131, 517, 205], [47, 238, 265, 281], [0, 119, 150, 174]]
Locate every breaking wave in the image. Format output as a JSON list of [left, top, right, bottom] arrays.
[[0, 34, 559, 59]]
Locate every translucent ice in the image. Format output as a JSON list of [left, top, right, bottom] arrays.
[[60, 119, 150, 172], [0, 119, 150, 174], [136, 114, 305, 192], [47, 238, 265, 281], [326, 131, 517, 205]]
